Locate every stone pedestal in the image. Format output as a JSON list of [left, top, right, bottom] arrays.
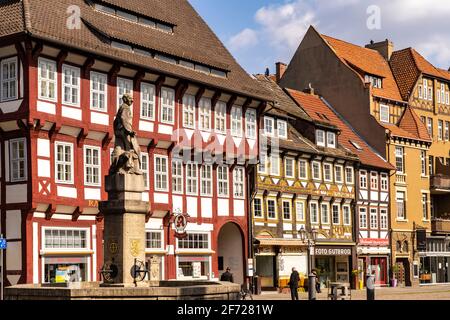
[[99, 174, 149, 285]]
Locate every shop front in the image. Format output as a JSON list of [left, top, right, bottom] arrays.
[[419, 236, 450, 284], [357, 238, 390, 286], [313, 245, 353, 288]]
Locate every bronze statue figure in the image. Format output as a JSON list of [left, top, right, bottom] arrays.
[[110, 93, 143, 175]]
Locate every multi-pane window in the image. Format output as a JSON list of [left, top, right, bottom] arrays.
[[312, 161, 321, 180], [38, 58, 57, 101], [270, 155, 280, 176], [182, 94, 195, 128], [429, 156, 434, 176], [299, 160, 308, 179], [285, 158, 294, 178], [370, 172, 378, 190], [418, 84, 423, 99], [310, 202, 319, 224], [445, 121, 450, 141], [438, 120, 444, 140], [9, 138, 27, 182], [421, 151, 427, 176], [154, 155, 168, 191], [215, 102, 226, 133], [267, 199, 276, 219], [323, 163, 332, 182], [264, 117, 274, 136], [427, 118, 433, 137], [253, 198, 263, 218], [84, 146, 101, 186], [395, 146, 404, 173], [178, 233, 209, 249], [380, 173, 388, 191], [296, 201, 305, 221], [332, 204, 340, 224], [423, 79, 428, 100], [160, 87, 175, 124], [396, 191, 406, 219], [345, 167, 354, 184], [231, 106, 242, 136], [62, 65, 80, 106], [55, 142, 73, 184], [327, 132, 336, 148], [140, 153, 149, 189], [146, 231, 163, 249], [44, 228, 87, 249], [90, 71, 107, 111], [258, 153, 267, 174], [380, 209, 388, 229], [1, 57, 17, 101], [277, 120, 287, 139], [321, 203, 329, 224], [316, 130, 325, 146], [370, 208, 378, 229], [233, 167, 244, 198], [335, 165, 343, 183], [141, 83, 155, 120], [201, 164, 213, 196], [380, 104, 389, 123], [199, 98, 211, 131], [359, 171, 367, 189], [186, 162, 198, 195], [172, 160, 183, 194], [359, 207, 367, 229], [282, 201, 291, 220], [428, 87, 433, 101], [343, 205, 351, 225], [422, 193, 428, 220], [217, 166, 229, 197], [246, 109, 257, 139], [117, 78, 133, 109]]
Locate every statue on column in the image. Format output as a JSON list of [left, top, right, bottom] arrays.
[[110, 93, 143, 175]]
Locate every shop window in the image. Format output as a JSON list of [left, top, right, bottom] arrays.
[[177, 258, 210, 279], [44, 257, 88, 283]]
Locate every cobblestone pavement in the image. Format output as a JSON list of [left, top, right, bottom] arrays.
[[252, 285, 450, 300]]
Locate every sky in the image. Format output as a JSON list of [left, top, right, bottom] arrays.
[[189, 0, 450, 75]]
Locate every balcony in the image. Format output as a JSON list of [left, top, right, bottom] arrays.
[[430, 175, 450, 194], [431, 217, 450, 234], [395, 174, 406, 185]]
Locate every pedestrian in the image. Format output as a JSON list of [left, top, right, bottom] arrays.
[[288, 267, 300, 300], [312, 270, 321, 293], [220, 267, 234, 282], [366, 270, 376, 300]]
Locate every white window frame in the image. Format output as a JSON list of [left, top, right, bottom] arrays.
[[370, 172, 378, 190], [327, 132, 336, 148], [253, 198, 263, 218], [295, 201, 305, 221], [316, 130, 325, 147], [42, 226, 90, 252], [445, 121, 450, 141], [140, 82, 155, 121], [321, 202, 330, 225], [146, 230, 164, 250], [418, 85, 423, 99], [117, 77, 133, 110], [258, 153, 268, 175], [359, 170, 368, 189], [423, 79, 428, 100], [345, 167, 354, 185], [214, 101, 227, 134], [310, 201, 319, 224], [140, 153, 149, 190], [182, 94, 195, 129], [380, 208, 388, 230], [359, 207, 367, 229], [396, 191, 406, 220], [395, 146, 404, 174], [160, 87, 175, 124], [231, 105, 242, 137], [299, 159, 308, 180], [55, 142, 74, 184], [9, 138, 27, 182], [217, 165, 229, 197], [171, 159, 183, 194], [200, 164, 213, 197], [422, 193, 428, 220], [323, 163, 333, 182], [1, 57, 18, 102], [380, 173, 389, 191], [199, 98, 212, 131], [38, 58, 57, 102], [427, 118, 433, 137], [186, 162, 198, 195], [245, 109, 257, 139], [284, 157, 295, 179], [438, 120, 443, 141], [380, 104, 389, 123], [90, 71, 108, 112], [332, 203, 340, 225], [428, 87, 433, 101], [83, 145, 101, 187], [277, 120, 287, 139], [233, 166, 245, 199], [154, 155, 169, 192], [62, 64, 80, 107], [334, 165, 343, 184], [421, 151, 427, 176], [270, 154, 280, 176], [267, 199, 277, 220], [282, 200, 291, 221], [264, 117, 274, 136], [312, 161, 321, 181], [370, 208, 378, 229], [343, 205, 351, 226]]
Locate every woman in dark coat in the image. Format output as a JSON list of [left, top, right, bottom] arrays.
[[288, 267, 300, 300]]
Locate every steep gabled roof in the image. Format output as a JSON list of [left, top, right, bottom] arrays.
[[398, 106, 432, 142], [286, 89, 394, 170], [320, 34, 403, 102], [1, 0, 269, 100]]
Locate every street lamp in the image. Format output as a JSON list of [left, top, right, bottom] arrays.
[[299, 226, 318, 300]]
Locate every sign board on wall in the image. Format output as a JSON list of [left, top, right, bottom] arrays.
[[192, 262, 202, 278], [314, 247, 352, 256]]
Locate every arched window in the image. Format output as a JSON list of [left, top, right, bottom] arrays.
[[403, 241, 409, 253]]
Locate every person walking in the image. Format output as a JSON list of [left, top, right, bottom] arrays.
[[220, 267, 234, 282], [288, 267, 300, 300], [312, 269, 321, 293]]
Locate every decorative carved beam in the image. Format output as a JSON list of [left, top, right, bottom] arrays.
[[31, 43, 43, 61], [243, 98, 252, 110], [16, 119, 28, 134], [147, 139, 156, 152], [15, 43, 26, 63], [211, 91, 222, 108], [56, 50, 68, 67], [155, 75, 166, 93], [82, 57, 95, 78], [133, 70, 145, 91], [195, 87, 205, 105], [77, 128, 88, 146], [45, 205, 56, 221], [226, 95, 237, 113], [72, 207, 82, 222], [108, 63, 121, 83], [175, 80, 188, 100], [102, 132, 112, 150]]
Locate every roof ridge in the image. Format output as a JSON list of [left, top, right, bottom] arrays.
[[321, 33, 382, 55], [22, 0, 32, 32]]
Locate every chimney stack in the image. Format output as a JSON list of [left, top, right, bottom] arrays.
[[303, 83, 315, 95], [275, 62, 287, 84], [365, 39, 394, 61]]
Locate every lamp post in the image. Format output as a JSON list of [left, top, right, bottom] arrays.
[[299, 226, 318, 300]]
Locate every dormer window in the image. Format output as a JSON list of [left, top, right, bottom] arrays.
[[380, 104, 390, 123], [316, 130, 325, 147], [365, 74, 382, 88], [327, 132, 336, 149], [277, 120, 287, 139]]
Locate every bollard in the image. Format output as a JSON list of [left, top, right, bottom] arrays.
[[366, 273, 375, 300], [308, 273, 316, 300]]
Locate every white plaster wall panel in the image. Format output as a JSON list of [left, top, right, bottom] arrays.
[[370, 191, 379, 201], [360, 231, 368, 238], [139, 120, 154, 132], [154, 193, 169, 204], [6, 184, 27, 203], [37, 100, 56, 114], [200, 132, 210, 142], [380, 192, 389, 202], [146, 218, 163, 230], [37, 159, 51, 177], [6, 210, 21, 239], [218, 198, 229, 216], [283, 223, 292, 231], [158, 124, 173, 135], [37, 138, 50, 157], [7, 275, 21, 286], [186, 197, 198, 218], [57, 186, 77, 198], [360, 190, 368, 200], [51, 214, 73, 220], [6, 242, 22, 270], [369, 231, 378, 239], [380, 231, 388, 239], [283, 234, 293, 239], [62, 106, 82, 121], [0, 100, 22, 113], [217, 134, 226, 145], [233, 200, 245, 217], [172, 195, 183, 212], [267, 223, 277, 227], [33, 222, 39, 284], [185, 223, 213, 232], [33, 212, 46, 219], [247, 139, 256, 150], [84, 188, 101, 200], [142, 192, 149, 202], [255, 222, 264, 226], [91, 112, 109, 125], [78, 215, 97, 221], [201, 198, 213, 218]]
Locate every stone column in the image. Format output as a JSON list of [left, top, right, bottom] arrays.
[[99, 173, 149, 286]]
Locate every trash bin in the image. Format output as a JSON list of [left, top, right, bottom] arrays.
[[253, 276, 262, 295]]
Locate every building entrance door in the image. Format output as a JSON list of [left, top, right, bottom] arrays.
[[370, 257, 387, 285], [217, 223, 244, 284]]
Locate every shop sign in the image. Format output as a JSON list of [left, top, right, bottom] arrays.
[[170, 209, 189, 239], [359, 238, 389, 246], [314, 247, 352, 256], [192, 262, 202, 278]]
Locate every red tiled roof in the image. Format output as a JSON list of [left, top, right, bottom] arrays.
[[286, 89, 394, 170], [320, 34, 403, 102], [398, 106, 432, 142]]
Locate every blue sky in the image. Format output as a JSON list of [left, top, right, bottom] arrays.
[[189, 0, 450, 75]]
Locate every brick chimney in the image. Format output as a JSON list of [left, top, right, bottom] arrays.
[[365, 39, 394, 61], [275, 62, 287, 83]]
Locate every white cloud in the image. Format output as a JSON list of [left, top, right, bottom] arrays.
[[228, 28, 259, 51]]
